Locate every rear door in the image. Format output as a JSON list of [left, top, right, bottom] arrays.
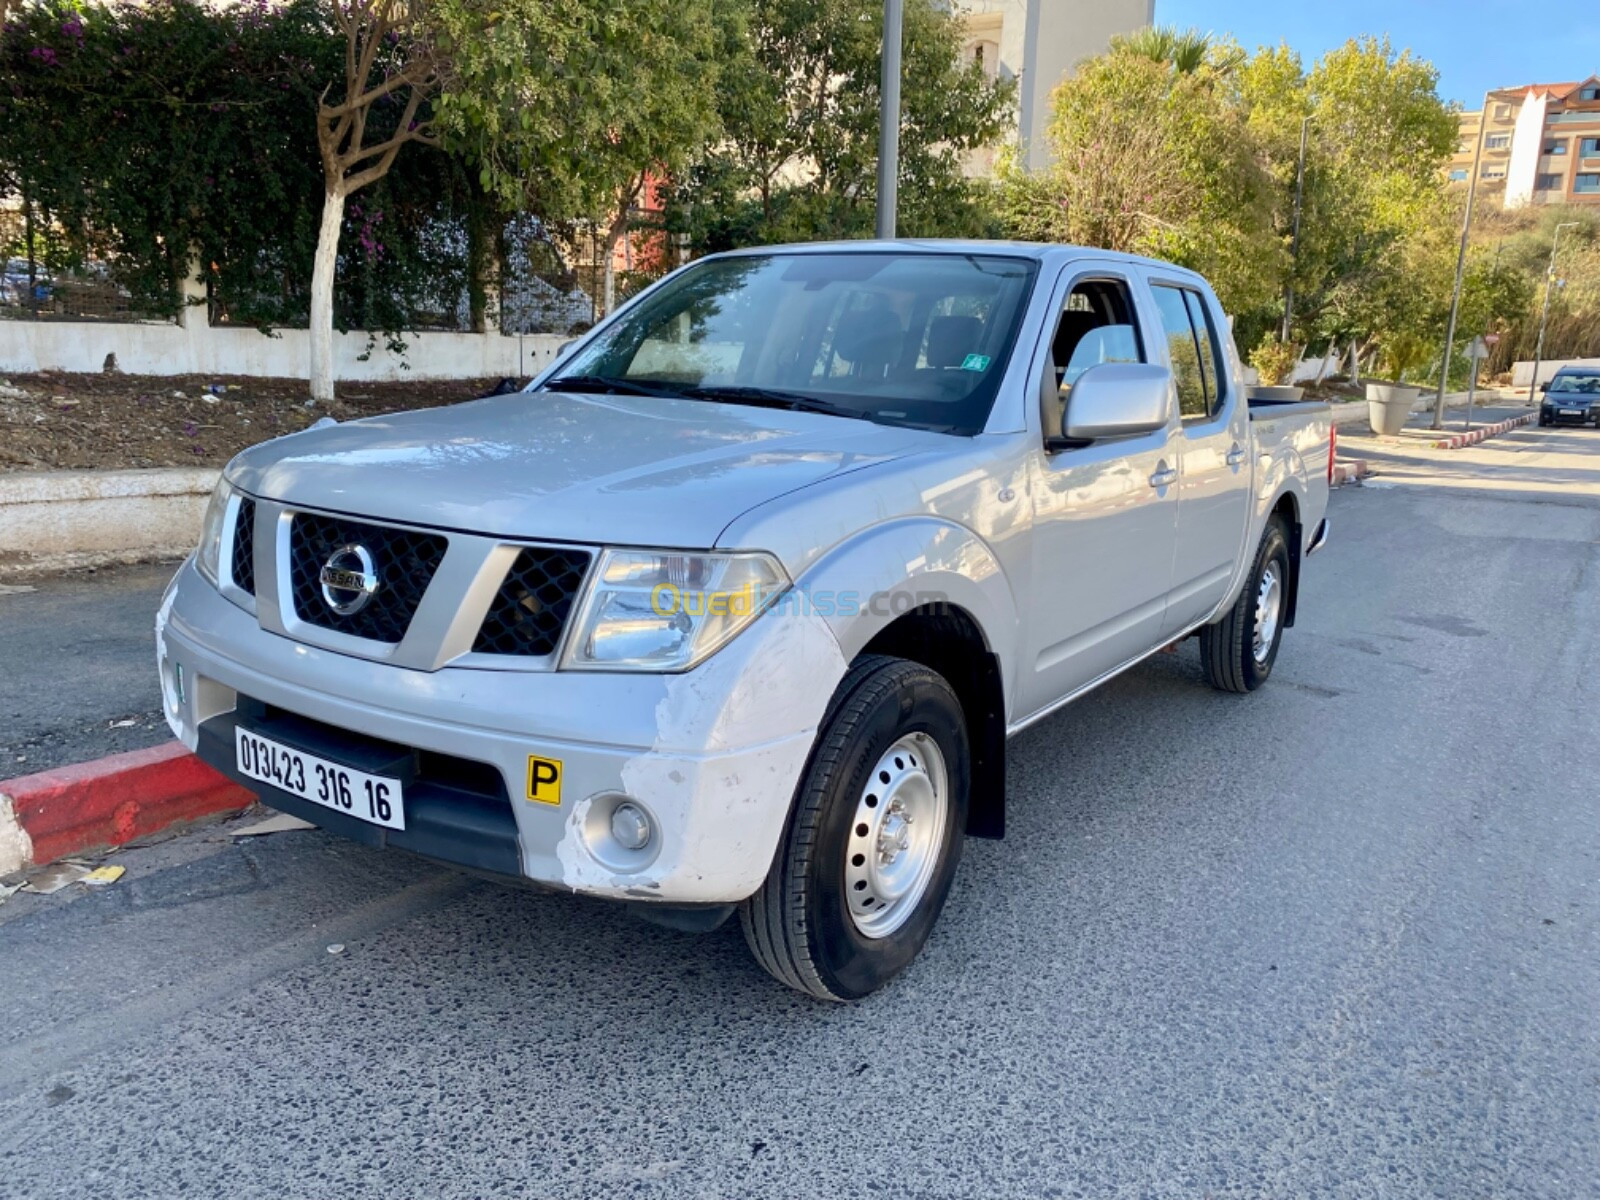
[[1141, 277, 1252, 634], [1018, 265, 1179, 719]]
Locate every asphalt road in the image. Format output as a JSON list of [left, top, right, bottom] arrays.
[[3, 445, 1599, 1198], [0, 561, 177, 775]]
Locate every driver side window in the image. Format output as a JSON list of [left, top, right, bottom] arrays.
[[1042, 276, 1145, 439]]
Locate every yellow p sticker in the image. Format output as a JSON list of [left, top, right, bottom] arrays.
[[526, 756, 563, 806]]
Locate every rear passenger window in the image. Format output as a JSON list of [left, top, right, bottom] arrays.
[[1151, 284, 1227, 421]]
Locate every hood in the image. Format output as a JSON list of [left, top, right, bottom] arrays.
[[227, 391, 939, 548]]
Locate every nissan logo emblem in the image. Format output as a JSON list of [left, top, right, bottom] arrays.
[[319, 544, 379, 616]]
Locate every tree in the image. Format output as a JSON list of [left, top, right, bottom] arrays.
[[1234, 37, 1457, 354], [308, 0, 448, 401], [1112, 24, 1243, 77], [663, 0, 1013, 252], [998, 44, 1280, 318]]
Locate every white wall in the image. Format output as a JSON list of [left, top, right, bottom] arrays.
[[1504, 88, 1549, 210], [0, 319, 569, 382], [1513, 357, 1600, 387]]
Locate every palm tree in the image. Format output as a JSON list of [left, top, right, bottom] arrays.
[[1112, 25, 1242, 76]]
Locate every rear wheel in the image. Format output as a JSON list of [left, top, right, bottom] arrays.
[[740, 656, 969, 1000], [1200, 517, 1290, 694]]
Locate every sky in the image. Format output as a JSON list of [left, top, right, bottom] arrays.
[[1155, 0, 1600, 106]]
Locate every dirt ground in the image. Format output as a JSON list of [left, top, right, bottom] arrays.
[[0, 372, 513, 471]]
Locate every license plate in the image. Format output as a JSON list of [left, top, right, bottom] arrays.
[[235, 727, 405, 830], [1560, 409, 1580, 416]]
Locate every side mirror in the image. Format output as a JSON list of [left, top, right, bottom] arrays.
[[1540, 381, 1550, 393], [1062, 363, 1173, 441]]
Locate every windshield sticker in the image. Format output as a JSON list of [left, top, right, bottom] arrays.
[[960, 353, 991, 372]]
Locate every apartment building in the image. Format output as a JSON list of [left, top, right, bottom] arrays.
[[1449, 76, 1600, 208], [953, 0, 1153, 173]]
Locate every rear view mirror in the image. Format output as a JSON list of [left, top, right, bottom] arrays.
[[1062, 363, 1173, 440]]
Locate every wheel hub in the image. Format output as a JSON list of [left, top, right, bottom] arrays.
[[1253, 561, 1282, 664], [845, 733, 948, 938]]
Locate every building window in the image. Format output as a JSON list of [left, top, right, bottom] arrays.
[[1545, 140, 1567, 155], [1581, 137, 1600, 157], [1579, 86, 1600, 101], [1575, 173, 1600, 193], [1482, 168, 1506, 180], [1448, 168, 1468, 182], [1493, 103, 1512, 120], [1535, 173, 1563, 190], [1485, 134, 1510, 149]]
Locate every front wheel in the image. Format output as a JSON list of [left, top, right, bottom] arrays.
[[740, 656, 969, 1000], [1199, 517, 1290, 694]]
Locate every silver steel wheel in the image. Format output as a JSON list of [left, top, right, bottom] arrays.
[[844, 733, 948, 939], [1253, 560, 1283, 664]]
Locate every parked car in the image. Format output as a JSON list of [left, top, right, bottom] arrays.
[[156, 242, 1332, 999], [1539, 367, 1600, 426]]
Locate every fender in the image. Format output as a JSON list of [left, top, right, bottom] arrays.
[[792, 516, 1022, 721]]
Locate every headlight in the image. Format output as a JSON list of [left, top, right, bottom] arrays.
[[561, 549, 789, 671], [195, 477, 235, 587]]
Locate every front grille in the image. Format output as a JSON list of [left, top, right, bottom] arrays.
[[473, 547, 591, 657], [230, 497, 256, 595], [288, 513, 447, 644]]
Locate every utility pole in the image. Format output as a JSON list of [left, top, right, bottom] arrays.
[[1529, 221, 1579, 401], [1281, 115, 1310, 343], [875, 0, 903, 240], [1433, 92, 1490, 430]]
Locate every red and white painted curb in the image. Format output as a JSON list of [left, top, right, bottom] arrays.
[[1332, 459, 1370, 486], [1430, 412, 1536, 449], [0, 742, 255, 876]]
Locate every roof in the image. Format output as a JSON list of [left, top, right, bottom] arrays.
[[1484, 77, 1599, 103], [708, 239, 1197, 275]]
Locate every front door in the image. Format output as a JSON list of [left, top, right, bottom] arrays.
[[1019, 270, 1179, 720]]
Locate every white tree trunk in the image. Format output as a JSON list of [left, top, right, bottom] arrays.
[[602, 254, 616, 318], [309, 187, 345, 403]]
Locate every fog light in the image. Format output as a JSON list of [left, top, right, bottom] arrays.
[[610, 802, 652, 852]]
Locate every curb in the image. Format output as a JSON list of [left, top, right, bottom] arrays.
[[1430, 412, 1536, 449], [0, 467, 216, 577], [0, 742, 256, 876], [1332, 458, 1370, 487]]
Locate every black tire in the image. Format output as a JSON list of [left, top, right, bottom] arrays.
[[740, 655, 969, 1001], [1200, 517, 1290, 694]]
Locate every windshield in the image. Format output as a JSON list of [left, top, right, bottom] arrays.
[[1548, 374, 1600, 394], [547, 252, 1039, 434]]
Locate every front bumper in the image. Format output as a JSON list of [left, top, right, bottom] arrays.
[[1542, 405, 1596, 425], [157, 558, 848, 902]]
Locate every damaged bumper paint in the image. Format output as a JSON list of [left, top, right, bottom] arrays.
[[157, 558, 847, 903]]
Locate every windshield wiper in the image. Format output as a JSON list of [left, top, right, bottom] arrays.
[[541, 374, 691, 399], [682, 385, 874, 423]]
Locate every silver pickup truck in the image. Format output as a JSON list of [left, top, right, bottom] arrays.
[[157, 242, 1331, 999]]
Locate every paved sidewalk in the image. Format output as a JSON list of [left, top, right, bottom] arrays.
[[1338, 417, 1600, 505]]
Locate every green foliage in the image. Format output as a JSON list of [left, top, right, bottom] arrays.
[[1376, 331, 1431, 383], [997, 43, 1281, 319], [1249, 335, 1299, 386], [0, 0, 496, 331], [661, 0, 1014, 252]]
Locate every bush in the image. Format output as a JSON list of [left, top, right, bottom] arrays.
[[1249, 335, 1300, 386]]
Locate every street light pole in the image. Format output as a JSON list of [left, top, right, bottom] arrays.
[[1281, 114, 1310, 343], [1433, 92, 1491, 430], [875, 0, 903, 240], [1528, 221, 1579, 402]]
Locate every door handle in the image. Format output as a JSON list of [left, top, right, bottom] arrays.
[[1226, 443, 1246, 468], [1149, 462, 1178, 489]]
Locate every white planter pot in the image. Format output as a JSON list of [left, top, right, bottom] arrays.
[[1365, 382, 1419, 436]]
